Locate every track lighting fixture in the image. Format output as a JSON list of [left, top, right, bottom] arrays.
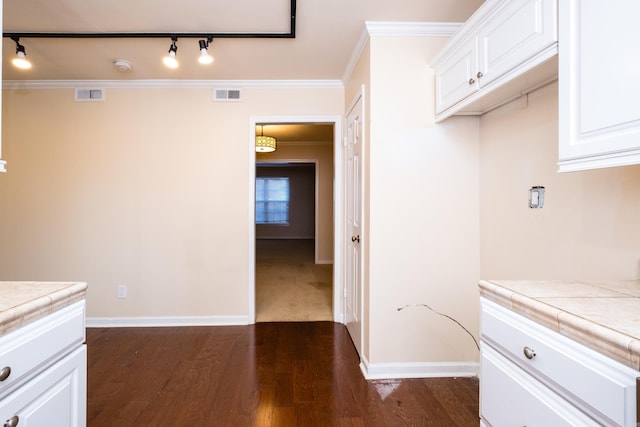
[[3, 0, 297, 72], [163, 37, 179, 68], [198, 37, 214, 64], [11, 37, 31, 70]]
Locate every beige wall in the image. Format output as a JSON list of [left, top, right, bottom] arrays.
[[256, 142, 334, 263], [352, 34, 481, 365], [480, 82, 640, 280], [0, 86, 343, 319]]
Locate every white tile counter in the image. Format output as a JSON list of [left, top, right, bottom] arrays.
[[0, 281, 87, 336]]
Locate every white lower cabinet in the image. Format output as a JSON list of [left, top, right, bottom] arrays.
[[480, 298, 638, 427], [0, 347, 86, 427], [0, 301, 86, 427]]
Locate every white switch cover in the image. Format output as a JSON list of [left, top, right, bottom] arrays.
[[529, 186, 545, 208], [117, 285, 127, 299]]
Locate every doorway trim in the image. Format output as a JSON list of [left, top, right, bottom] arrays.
[[248, 115, 343, 324]]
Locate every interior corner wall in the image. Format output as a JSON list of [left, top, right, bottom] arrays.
[[0, 85, 343, 320], [479, 82, 640, 280], [366, 35, 480, 366]]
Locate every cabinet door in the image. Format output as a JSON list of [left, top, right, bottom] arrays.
[[559, 0, 640, 171], [478, 0, 557, 87], [481, 345, 600, 427], [434, 36, 478, 114], [0, 346, 86, 427]]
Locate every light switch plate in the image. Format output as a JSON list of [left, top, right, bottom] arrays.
[[529, 186, 545, 208]]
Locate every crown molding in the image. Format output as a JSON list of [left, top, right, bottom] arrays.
[[365, 21, 463, 37], [342, 21, 463, 83], [2, 79, 344, 90]]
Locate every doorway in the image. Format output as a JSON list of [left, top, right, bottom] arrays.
[[248, 117, 342, 324], [255, 162, 332, 322]]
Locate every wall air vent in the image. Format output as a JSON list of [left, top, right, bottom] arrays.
[[213, 88, 242, 102], [75, 88, 105, 102]]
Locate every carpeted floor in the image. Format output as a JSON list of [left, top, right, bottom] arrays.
[[255, 239, 333, 322]]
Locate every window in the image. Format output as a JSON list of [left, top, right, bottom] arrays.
[[256, 177, 289, 224]]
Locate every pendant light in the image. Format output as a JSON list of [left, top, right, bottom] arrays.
[[255, 125, 277, 153]]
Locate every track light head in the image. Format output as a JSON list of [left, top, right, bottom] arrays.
[[11, 37, 32, 70], [163, 37, 179, 68], [198, 37, 214, 64]]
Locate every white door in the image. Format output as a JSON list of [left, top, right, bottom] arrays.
[[345, 94, 363, 358]]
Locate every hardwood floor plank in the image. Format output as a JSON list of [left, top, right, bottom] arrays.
[[87, 322, 479, 426]]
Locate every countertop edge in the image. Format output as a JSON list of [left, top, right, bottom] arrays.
[[479, 279, 640, 370], [0, 282, 88, 336]]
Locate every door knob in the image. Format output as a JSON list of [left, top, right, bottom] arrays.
[[351, 235, 360, 243]]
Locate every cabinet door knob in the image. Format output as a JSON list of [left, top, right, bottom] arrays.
[[0, 366, 10, 382], [4, 416, 19, 427], [468, 78, 475, 85], [351, 235, 360, 243], [523, 346, 536, 360], [477, 71, 484, 79]]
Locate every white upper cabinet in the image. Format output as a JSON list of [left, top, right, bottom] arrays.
[[558, 1, 640, 172], [433, 0, 558, 121]]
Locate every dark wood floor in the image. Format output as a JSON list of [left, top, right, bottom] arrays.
[[87, 322, 479, 426]]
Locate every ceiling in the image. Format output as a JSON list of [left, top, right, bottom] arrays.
[[3, 0, 482, 82], [257, 123, 334, 143]]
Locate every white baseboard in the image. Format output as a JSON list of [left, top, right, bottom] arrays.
[[86, 315, 250, 328], [360, 357, 479, 380]]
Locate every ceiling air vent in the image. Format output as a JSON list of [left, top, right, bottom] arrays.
[[213, 88, 242, 102], [75, 88, 105, 102]]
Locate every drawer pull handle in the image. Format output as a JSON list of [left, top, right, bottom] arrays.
[[4, 416, 19, 427], [0, 366, 10, 382], [523, 346, 536, 360]]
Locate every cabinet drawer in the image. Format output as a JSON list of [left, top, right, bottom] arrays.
[[481, 344, 599, 426], [481, 298, 637, 426], [0, 301, 85, 398]]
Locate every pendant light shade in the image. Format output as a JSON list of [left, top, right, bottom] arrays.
[[256, 125, 277, 153]]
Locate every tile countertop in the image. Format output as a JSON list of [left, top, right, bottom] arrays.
[[0, 281, 88, 336], [479, 279, 640, 371]]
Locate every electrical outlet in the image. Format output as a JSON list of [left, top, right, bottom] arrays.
[[117, 285, 127, 299]]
